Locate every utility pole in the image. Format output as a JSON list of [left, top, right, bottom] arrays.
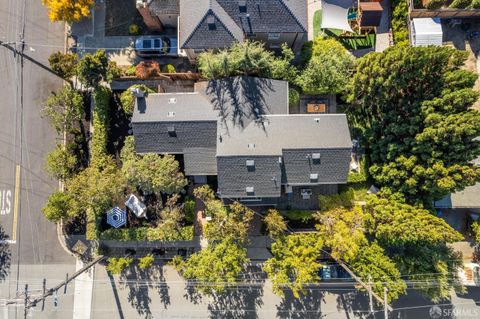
[[42, 279, 46, 311], [368, 275, 373, 313], [384, 287, 388, 319], [23, 284, 28, 319]]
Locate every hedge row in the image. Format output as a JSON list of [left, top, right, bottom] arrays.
[[391, 0, 409, 45], [99, 225, 195, 241], [91, 86, 110, 164]]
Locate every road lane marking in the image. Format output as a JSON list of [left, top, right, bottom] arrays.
[[12, 164, 20, 242]]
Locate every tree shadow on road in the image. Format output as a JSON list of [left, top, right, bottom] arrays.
[[330, 287, 372, 318], [0, 225, 11, 281], [123, 263, 171, 318], [276, 288, 325, 319], [207, 265, 265, 319]]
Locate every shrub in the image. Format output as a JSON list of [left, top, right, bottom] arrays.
[[138, 254, 154, 269], [86, 208, 100, 240], [471, 0, 480, 8], [184, 196, 196, 223], [450, 0, 471, 7], [426, 0, 445, 9], [106, 257, 133, 274], [391, 0, 409, 45], [42, 191, 72, 222], [288, 88, 300, 109], [125, 65, 136, 76], [282, 210, 315, 222], [107, 61, 122, 82], [135, 61, 161, 80], [163, 64, 176, 73], [99, 225, 195, 241], [91, 87, 110, 165], [119, 84, 155, 116], [48, 51, 77, 78], [472, 222, 480, 243], [319, 188, 355, 211], [129, 24, 140, 35], [77, 50, 109, 88]]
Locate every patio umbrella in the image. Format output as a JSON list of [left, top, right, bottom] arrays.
[[106, 207, 127, 228]]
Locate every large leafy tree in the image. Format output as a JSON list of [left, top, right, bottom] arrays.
[[263, 209, 288, 238], [172, 240, 248, 295], [42, 0, 93, 23], [296, 37, 355, 95], [42, 191, 73, 222], [121, 136, 187, 195], [263, 233, 324, 298], [348, 45, 480, 205], [42, 86, 84, 134], [45, 143, 77, 181], [198, 41, 297, 82]]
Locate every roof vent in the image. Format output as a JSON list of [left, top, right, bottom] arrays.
[[168, 98, 177, 104], [167, 111, 175, 117], [246, 186, 255, 195], [167, 126, 176, 137], [239, 0, 247, 12], [278, 157, 282, 164], [253, 108, 260, 115], [314, 118, 321, 123], [310, 173, 319, 182], [246, 159, 255, 167], [312, 153, 321, 160], [248, 143, 255, 149]]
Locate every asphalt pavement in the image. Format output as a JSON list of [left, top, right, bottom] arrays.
[[0, 0, 75, 317]]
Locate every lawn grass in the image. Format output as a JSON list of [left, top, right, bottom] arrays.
[[313, 10, 323, 39], [324, 29, 376, 50]]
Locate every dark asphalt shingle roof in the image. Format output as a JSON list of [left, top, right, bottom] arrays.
[[148, 0, 180, 15], [184, 147, 218, 175], [179, 0, 307, 49]]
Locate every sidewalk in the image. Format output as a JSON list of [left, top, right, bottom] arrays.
[[73, 259, 95, 319]]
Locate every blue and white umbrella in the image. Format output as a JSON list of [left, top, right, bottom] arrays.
[[106, 207, 127, 228]]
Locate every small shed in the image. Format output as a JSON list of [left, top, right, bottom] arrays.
[[359, 2, 383, 27], [411, 18, 443, 47]]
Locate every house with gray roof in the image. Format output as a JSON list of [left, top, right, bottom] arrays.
[[137, 0, 307, 60], [131, 76, 352, 209]]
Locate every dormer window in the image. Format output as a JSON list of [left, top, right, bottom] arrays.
[[246, 159, 255, 171], [310, 173, 318, 183], [167, 126, 176, 137], [207, 16, 216, 30], [239, 0, 247, 12]]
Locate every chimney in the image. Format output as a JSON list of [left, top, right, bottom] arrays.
[[136, 0, 163, 32]]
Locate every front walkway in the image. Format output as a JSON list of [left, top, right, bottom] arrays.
[[375, 0, 392, 52]]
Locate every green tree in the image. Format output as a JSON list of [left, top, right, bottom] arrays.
[[296, 37, 355, 95], [172, 240, 248, 295], [48, 51, 77, 79], [120, 84, 155, 116], [45, 144, 77, 181], [198, 41, 297, 82], [106, 257, 133, 275], [121, 136, 187, 195], [42, 191, 73, 222], [77, 50, 109, 88], [349, 241, 407, 303], [138, 254, 154, 269], [106, 61, 122, 82], [348, 45, 480, 205], [66, 157, 126, 217], [157, 195, 186, 236], [42, 86, 84, 134], [193, 187, 254, 243], [263, 233, 323, 298], [263, 209, 287, 238], [315, 207, 367, 262]]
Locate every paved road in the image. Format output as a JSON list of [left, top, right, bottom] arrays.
[[0, 0, 76, 317]]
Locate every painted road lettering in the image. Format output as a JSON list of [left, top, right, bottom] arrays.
[[0, 189, 12, 215]]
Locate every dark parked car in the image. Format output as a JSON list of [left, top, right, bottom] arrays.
[[134, 36, 178, 57], [319, 264, 353, 281]]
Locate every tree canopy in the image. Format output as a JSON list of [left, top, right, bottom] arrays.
[[121, 136, 187, 195], [45, 143, 77, 181], [296, 37, 355, 95], [77, 50, 111, 88], [42, 85, 84, 134], [348, 45, 480, 205], [263, 233, 323, 298], [48, 51, 78, 79], [42, 0, 93, 23], [197, 41, 297, 82]]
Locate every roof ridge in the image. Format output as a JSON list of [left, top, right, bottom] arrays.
[[277, 0, 307, 33]]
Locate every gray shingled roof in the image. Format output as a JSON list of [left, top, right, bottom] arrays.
[[148, 0, 179, 15], [179, 0, 306, 49], [216, 114, 352, 156], [434, 183, 480, 209], [184, 147, 217, 175]]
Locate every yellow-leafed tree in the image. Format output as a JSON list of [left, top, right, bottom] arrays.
[[42, 0, 93, 23]]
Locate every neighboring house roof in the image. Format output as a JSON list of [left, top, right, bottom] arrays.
[[148, 0, 180, 15], [179, 0, 307, 49], [184, 147, 218, 175]]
